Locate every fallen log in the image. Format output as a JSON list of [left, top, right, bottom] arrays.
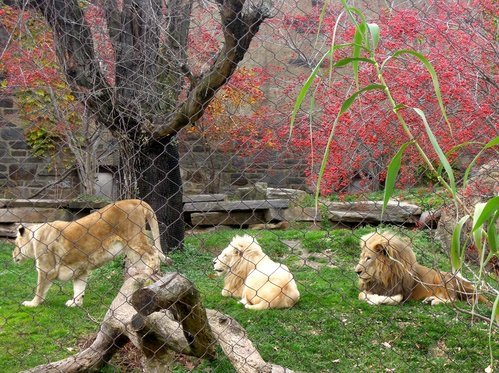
[[24, 272, 292, 373]]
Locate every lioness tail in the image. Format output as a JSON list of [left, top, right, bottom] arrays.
[[143, 202, 168, 264]]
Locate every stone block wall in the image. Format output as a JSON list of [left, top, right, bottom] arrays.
[[0, 96, 80, 199], [179, 133, 309, 194], [1, 94, 309, 198]]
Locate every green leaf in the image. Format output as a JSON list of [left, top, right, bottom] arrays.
[[315, 0, 329, 39], [382, 141, 413, 217], [472, 202, 486, 257], [472, 196, 499, 233], [463, 136, 499, 188], [367, 23, 380, 50], [393, 103, 405, 112], [340, 1, 365, 26], [486, 210, 498, 256], [315, 116, 339, 206], [413, 107, 456, 197], [383, 50, 452, 132], [339, 84, 385, 116], [353, 23, 366, 87], [435, 141, 474, 177], [289, 49, 331, 137], [451, 215, 470, 272], [334, 57, 376, 68], [315, 84, 385, 201], [289, 43, 353, 137], [489, 294, 499, 365]]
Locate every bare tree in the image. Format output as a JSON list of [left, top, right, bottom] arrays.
[[4, 0, 272, 251]]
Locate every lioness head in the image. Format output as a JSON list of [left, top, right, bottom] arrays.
[[13, 224, 35, 263], [355, 231, 416, 283], [213, 235, 262, 275]]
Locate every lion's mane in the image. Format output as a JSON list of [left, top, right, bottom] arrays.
[[357, 232, 416, 300]]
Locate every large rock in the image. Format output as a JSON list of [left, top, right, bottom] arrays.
[[229, 182, 268, 201], [266, 187, 309, 207], [325, 200, 421, 224], [0, 207, 71, 223]]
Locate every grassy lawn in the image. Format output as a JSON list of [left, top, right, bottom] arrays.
[[0, 226, 495, 372]]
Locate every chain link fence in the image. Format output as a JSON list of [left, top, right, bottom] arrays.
[[0, 0, 497, 371]]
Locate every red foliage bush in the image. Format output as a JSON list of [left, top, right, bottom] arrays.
[[271, 1, 497, 195]]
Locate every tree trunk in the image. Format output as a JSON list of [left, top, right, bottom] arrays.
[[138, 136, 185, 251]]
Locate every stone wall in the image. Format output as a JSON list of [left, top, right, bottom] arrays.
[[0, 99, 308, 199], [178, 133, 309, 195], [0, 96, 81, 199]]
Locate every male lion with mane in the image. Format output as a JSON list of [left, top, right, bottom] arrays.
[[13, 199, 168, 307], [213, 234, 300, 310], [355, 231, 489, 306]]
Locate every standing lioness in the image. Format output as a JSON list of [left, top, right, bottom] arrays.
[[13, 199, 167, 307]]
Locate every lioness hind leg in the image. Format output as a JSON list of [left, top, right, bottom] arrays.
[[23, 270, 55, 307], [238, 297, 248, 305], [126, 243, 161, 275], [66, 273, 89, 307], [245, 301, 271, 310]]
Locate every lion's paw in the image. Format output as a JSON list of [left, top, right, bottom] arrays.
[[358, 291, 369, 301], [359, 292, 403, 305], [389, 294, 403, 304], [22, 300, 40, 307], [422, 296, 447, 306], [65, 299, 82, 307]]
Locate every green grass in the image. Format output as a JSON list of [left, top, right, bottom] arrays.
[[0, 227, 495, 372]]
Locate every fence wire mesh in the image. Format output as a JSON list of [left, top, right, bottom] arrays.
[[0, 0, 497, 372]]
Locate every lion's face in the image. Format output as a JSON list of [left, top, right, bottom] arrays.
[[213, 235, 260, 276], [213, 244, 242, 276], [355, 231, 416, 289], [355, 236, 384, 281], [355, 232, 400, 283], [13, 225, 33, 263]]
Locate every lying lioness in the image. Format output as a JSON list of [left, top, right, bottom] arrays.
[[13, 199, 168, 307]]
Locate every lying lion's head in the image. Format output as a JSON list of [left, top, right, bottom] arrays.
[[355, 231, 416, 296], [213, 234, 263, 276], [13, 224, 36, 263]]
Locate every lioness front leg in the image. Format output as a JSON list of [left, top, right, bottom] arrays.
[[23, 270, 55, 307], [65, 273, 89, 307]]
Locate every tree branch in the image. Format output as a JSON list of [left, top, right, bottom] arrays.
[[153, 0, 272, 138], [5, 0, 117, 127], [206, 309, 293, 373], [131, 272, 217, 359]]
